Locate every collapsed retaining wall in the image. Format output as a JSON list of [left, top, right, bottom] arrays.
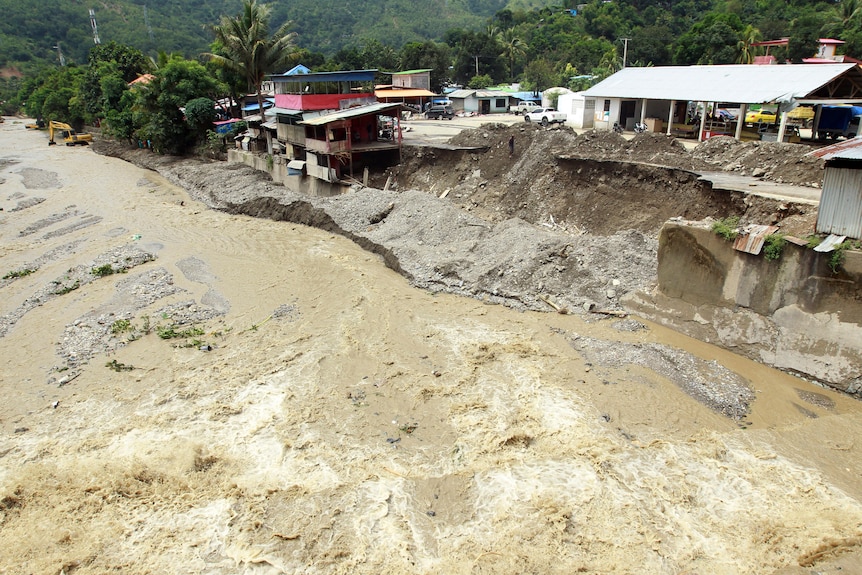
[[227, 149, 346, 197], [626, 222, 862, 394]]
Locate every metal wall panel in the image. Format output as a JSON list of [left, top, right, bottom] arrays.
[[816, 166, 862, 239]]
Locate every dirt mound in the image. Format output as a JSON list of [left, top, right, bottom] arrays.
[[385, 125, 817, 237], [692, 136, 824, 186]]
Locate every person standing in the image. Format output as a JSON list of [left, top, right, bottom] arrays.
[[508, 135, 515, 156]]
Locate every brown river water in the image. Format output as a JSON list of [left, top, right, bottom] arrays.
[[0, 119, 861, 574]]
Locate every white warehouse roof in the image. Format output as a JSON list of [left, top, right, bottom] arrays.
[[583, 63, 862, 104]]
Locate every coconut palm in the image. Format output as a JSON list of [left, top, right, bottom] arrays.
[[497, 28, 527, 81], [737, 25, 762, 64], [205, 0, 298, 116], [822, 0, 862, 37]]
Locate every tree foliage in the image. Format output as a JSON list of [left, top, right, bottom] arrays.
[[205, 0, 298, 113]]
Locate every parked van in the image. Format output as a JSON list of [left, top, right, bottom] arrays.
[[425, 105, 455, 120]]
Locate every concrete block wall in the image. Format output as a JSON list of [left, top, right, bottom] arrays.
[[626, 222, 862, 394]]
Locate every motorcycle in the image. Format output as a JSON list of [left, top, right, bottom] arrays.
[[633, 122, 648, 134], [612, 122, 624, 134]]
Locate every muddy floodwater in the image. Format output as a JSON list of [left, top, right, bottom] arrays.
[[1, 119, 862, 574]]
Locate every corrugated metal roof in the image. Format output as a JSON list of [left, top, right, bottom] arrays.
[[808, 136, 862, 160], [271, 69, 377, 83], [262, 121, 278, 130], [375, 89, 436, 98], [582, 63, 859, 104], [817, 167, 862, 238], [270, 107, 303, 116], [813, 234, 848, 251], [733, 224, 780, 255], [448, 89, 511, 99], [474, 90, 511, 98], [447, 89, 475, 98], [300, 102, 404, 126], [390, 69, 432, 75]]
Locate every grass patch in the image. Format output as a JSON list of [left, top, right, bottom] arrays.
[[157, 324, 204, 340], [92, 264, 117, 277], [106, 359, 134, 372], [828, 240, 859, 273], [3, 268, 36, 279], [110, 319, 132, 333], [711, 216, 740, 241], [53, 280, 80, 295], [763, 233, 786, 261]]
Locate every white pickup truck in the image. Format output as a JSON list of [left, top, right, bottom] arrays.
[[509, 101, 540, 115], [524, 108, 567, 126]]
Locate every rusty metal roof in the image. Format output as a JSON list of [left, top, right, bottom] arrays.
[[733, 224, 780, 255], [808, 137, 862, 160]]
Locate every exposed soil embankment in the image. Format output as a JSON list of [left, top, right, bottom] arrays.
[[383, 125, 819, 237], [94, 126, 825, 318], [94, 141, 656, 313]]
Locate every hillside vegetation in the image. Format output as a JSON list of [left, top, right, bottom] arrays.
[[6, 0, 862, 151]]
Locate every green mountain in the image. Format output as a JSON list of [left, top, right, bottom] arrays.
[[0, 0, 553, 71]]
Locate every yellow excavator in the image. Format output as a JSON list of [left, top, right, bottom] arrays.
[[48, 121, 92, 146]]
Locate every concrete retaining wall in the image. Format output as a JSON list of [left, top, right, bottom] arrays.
[[227, 149, 346, 197], [625, 222, 862, 394]]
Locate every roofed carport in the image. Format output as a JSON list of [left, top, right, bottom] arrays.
[[582, 63, 862, 142]]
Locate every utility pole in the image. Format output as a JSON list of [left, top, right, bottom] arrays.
[[54, 43, 66, 67], [621, 37, 630, 68], [474, 55, 479, 76], [89, 9, 101, 44], [144, 5, 154, 43]]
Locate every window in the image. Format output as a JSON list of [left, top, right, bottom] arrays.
[[496, 98, 506, 108], [604, 99, 611, 112]]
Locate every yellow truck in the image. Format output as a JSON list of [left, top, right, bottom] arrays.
[[48, 121, 92, 146]]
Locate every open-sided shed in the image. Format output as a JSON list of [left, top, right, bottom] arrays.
[[583, 63, 862, 141]]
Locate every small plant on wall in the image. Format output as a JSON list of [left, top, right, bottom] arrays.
[[711, 216, 740, 241], [763, 233, 786, 261], [828, 240, 861, 273]]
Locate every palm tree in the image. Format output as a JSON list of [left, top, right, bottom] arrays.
[[822, 0, 862, 37], [497, 28, 526, 81], [737, 25, 762, 64], [205, 0, 298, 116]]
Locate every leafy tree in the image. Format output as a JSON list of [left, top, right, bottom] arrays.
[[522, 58, 556, 95], [788, 11, 829, 62], [206, 0, 298, 116], [103, 90, 140, 142], [87, 42, 151, 83], [21, 66, 87, 126], [467, 73, 493, 88], [629, 25, 674, 66], [184, 97, 217, 143], [400, 40, 452, 92], [136, 57, 223, 154], [445, 29, 506, 85], [673, 12, 745, 64]]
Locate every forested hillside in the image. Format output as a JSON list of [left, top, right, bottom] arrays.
[[6, 0, 862, 138], [0, 0, 528, 69], [2, 0, 860, 75]]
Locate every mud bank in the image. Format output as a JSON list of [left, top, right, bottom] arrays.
[[627, 222, 862, 394], [95, 141, 656, 314]]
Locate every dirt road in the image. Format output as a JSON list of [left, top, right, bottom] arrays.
[[1, 118, 862, 574]]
